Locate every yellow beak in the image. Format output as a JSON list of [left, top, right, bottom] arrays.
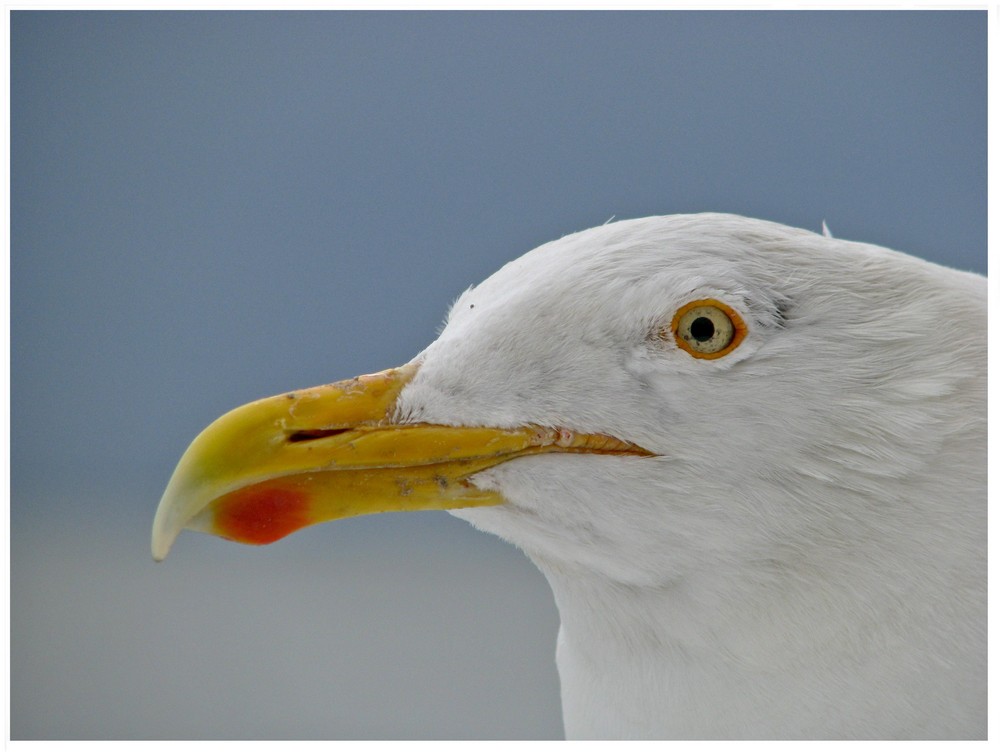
[[151, 363, 652, 561]]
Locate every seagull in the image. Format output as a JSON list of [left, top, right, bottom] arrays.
[[152, 213, 986, 739]]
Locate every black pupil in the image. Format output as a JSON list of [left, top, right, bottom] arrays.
[[690, 316, 715, 342]]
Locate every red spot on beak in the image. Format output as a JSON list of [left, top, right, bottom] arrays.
[[212, 483, 312, 545]]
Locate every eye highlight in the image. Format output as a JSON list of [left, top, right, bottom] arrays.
[[670, 299, 747, 359]]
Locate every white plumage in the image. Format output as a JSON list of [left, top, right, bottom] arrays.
[[391, 214, 985, 738]]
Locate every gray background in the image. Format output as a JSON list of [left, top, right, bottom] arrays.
[[11, 11, 986, 740]]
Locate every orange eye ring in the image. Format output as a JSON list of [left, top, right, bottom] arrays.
[[669, 299, 748, 359]]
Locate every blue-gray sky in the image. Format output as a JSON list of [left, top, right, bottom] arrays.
[[11, 10, 986, 740]]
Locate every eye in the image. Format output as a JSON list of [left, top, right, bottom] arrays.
[[669, 299, 747, 359]]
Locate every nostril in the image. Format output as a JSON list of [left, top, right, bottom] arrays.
[[287, 428, 351, 443]]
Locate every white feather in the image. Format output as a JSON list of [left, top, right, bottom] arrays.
[[394, 214, 985, 739]]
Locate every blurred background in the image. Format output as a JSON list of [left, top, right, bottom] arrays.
[[10, 10, 986, 740]]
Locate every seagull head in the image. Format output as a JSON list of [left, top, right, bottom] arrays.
[[151, 212, 985, 737], [153, 213, 983, 586]]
